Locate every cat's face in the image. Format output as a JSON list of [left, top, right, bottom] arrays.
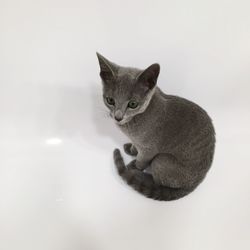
[[97, 53, 160, 125]]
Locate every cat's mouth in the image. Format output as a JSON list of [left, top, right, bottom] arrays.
[[110, 112, 132, 125], [115, 119, 127, 125], [114, 116, 133, 125]]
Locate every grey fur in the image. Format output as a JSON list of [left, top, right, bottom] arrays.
[[97, 52, 216, 201]]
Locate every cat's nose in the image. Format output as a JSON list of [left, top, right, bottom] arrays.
[[115, 117, 122, 122], [114, 110, 123, 122]]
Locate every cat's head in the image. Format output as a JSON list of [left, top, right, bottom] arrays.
[[96, 53, 160, 125]]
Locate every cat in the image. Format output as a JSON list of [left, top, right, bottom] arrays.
[[96, 52, 216, 201]]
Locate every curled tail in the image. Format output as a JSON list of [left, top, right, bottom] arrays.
[[114, 149, 193, 201]]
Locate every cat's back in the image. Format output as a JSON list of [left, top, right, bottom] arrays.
[[153, 88, 215, 149], [158, 87, 213, 128]]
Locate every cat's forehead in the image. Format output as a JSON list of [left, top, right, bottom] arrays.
[[117, 66, 140, 76], [115, 66, 139, 84], [103, 67, 143, 98], [116, 67, 141, 83], [116, 73, 136, 86]]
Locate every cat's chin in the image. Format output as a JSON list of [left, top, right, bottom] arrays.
[[115, 119, 129, 126]]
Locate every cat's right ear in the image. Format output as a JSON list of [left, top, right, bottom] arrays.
[[136, 63, 160, 90], [96, 52, 118, 82]]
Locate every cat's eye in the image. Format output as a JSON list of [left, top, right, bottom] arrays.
[[128, 100, 138, 109], [106, 97, 115, 106]]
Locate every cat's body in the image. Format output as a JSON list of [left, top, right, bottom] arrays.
[[97, 53, 215, 201]]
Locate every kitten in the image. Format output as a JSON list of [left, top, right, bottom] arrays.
[[97, 52, 216, 201]]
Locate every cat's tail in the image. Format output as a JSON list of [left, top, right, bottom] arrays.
[[113, 149, 194, 201]]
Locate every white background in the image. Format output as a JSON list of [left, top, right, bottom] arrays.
[[0, 1, 250, 250]]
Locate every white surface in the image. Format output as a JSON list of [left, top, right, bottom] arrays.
[[0, 1, 250, 250]]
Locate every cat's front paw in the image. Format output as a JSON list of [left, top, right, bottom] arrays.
[[126, 159, 137, 170], [123, 143, 138, 156]]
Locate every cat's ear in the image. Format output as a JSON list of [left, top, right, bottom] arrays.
[[96, 52, 118, 82], [137, 63, 160, 90]]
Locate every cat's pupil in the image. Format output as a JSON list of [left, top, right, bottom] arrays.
[[128, 100, 138, 109], [106, 97, 115, 105]]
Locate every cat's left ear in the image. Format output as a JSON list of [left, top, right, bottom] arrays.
[[137, 63, 160, 90], [96, 52, 119, 82]]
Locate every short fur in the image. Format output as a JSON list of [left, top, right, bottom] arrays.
[[97, 52, 216, 201]]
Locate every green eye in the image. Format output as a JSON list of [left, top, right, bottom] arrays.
[[128, 100, 138, 109], [106, 97, 115, 105]]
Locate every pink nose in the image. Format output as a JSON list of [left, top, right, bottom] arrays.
[[114, 110, 123, 121], [115, 116, 122, 121]]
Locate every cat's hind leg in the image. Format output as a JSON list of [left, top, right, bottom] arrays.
[[114, 149, 194, 201], [151, 154, 194, 188], [123, 143, 138, 156]]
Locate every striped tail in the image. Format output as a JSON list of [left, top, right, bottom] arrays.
[[113, 149, 193, 201]]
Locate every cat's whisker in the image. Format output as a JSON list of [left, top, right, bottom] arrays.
[[95, 107, 111, 119]]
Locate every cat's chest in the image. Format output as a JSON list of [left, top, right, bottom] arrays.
[[119, 118, 157, 144]]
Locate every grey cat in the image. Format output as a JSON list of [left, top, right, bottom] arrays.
[[96, 52, 215, 201]]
